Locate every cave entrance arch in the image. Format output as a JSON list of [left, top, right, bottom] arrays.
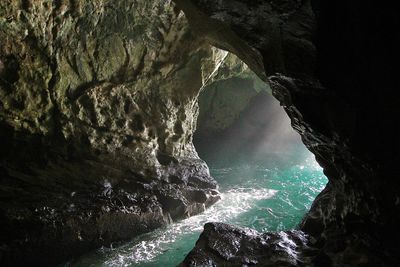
[[68, 51, 328, 267], [193, 51, 328, 233]]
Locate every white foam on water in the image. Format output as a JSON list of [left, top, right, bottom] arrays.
[[303, 154, 323, 171], [102, 187, 277, 266]]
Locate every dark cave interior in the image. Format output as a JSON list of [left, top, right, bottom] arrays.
[[1, 0, 399, 266]]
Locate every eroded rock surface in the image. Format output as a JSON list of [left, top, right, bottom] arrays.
[[176, 0, 400, 266], [0, 1, 223, 266], [1, 0, 399, 266], [180, 223, 313, 267], [197, 53, 267, 134]]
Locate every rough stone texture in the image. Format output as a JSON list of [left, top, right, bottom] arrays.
[[176, 0, 400, 266], [198, 78, 261, 134], [180, 222, 313, 267], [1, 0, 399, 266], [196, 52, 268, 136], [0, 1, 223, 266]]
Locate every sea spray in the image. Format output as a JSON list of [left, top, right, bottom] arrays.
[[68, 154, 327, 267]]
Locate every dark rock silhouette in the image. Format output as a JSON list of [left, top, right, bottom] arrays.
[[1, 0, 399, 266], [175, 0, 400, 266]]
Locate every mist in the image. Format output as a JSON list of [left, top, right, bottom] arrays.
[[194, 78, 309, 168]]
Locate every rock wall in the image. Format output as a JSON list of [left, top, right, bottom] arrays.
[[0, 1, 224, 266], [1, 0, 399, 266], [196, 53, 267, 135], [175, 0, 400, 266]]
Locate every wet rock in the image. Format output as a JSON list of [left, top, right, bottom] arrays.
[[181, 222, 314, 267], [176, 0, 400, 266], [1, 0, 399, 266], [0, 151, 221, 266], [0, 0, 227, 265]]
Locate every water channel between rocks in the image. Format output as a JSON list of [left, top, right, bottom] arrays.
[[67, 152, 327, 267]]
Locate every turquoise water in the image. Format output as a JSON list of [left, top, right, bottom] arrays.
[[69, 154, 327, 267]]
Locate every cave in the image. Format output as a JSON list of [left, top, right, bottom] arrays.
[[66, 55, 328, 266], [1, 1, 399, 267]]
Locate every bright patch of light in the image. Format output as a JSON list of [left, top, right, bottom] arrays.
[[102, 188, 277, 266]]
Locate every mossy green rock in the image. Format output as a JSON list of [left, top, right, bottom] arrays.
[[0, 1, 226, 266]]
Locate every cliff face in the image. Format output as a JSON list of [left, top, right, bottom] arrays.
[[175, 0, 400, 266], [0, 1, 224, 265]]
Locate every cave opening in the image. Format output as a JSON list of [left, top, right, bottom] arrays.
[[2, 1, 399, 266], [68, 54, 327, 267], [193, 61, 328, 232]]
